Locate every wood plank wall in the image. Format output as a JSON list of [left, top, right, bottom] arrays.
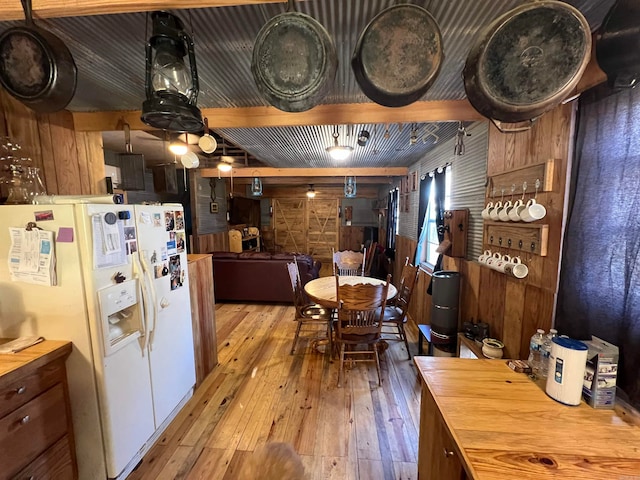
[[0, 90, 105, 196], [398, 103, 576, 360]]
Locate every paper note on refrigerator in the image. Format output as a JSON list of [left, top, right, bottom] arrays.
[[92, 214, 127, 269], [7, 227, 57, 286]]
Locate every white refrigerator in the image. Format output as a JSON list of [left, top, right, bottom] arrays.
[[0, 203, 196, 480]]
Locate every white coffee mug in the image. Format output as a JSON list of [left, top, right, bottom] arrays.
[[498, 200, 513, 222], [478, 249, 493, 263], [504, 256, 529, 278], [520, 199, 547, 222], [508, 199, 525, 222], [489, 201, 503, 221], [485, 252, 502, 269], [492, 254, 511, 273], [481, 202, 494, 220]]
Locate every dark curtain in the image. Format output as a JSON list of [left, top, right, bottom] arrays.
[[385, 188, 398, 260], [427, 169, 447, 294], [417, 175, 431, 239], [556, 84, 640, 409]]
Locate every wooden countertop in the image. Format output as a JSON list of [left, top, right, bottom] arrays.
[[0, 340, 72, 383], [414, 356, 640, 479]]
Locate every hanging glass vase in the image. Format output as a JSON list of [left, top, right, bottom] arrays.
[[25, 166, 47, 202], [5, 165, 30, 205]]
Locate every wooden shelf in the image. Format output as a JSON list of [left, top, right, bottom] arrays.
[[487, 159, 555, 198], [484, 222, 549, 256]]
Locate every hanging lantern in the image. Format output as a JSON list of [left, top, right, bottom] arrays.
[[251, 177, 263, 196], [344, 176, 357, 198], [141, 11, 203, 133]]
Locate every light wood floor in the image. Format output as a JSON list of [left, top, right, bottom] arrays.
[[128, 302, 423, 480]]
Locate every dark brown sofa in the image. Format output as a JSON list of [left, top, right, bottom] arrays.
[[210, 251, 321, 303]]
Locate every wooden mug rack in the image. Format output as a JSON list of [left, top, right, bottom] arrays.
[[487, 159, 555, 199], [483, 222, 549, 256]]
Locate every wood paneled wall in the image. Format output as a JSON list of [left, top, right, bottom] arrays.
[[399, 103, 576, 360], [0, 90, 105, 196]]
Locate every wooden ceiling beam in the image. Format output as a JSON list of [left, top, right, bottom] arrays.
[[0, 1, 286, 21], [199, 167, 407, 178], [72, 99, 484, 132], [233, 176, 395, 185]]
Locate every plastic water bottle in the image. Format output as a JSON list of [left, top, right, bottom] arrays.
[[539, 328, 558, 378], [528, 329, 545, 376]]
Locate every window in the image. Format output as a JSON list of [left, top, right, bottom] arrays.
[[416, 166, 451, 268]]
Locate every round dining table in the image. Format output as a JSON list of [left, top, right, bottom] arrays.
[[304, 275, 397, 309]]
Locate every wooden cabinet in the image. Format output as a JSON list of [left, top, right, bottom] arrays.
[[0, 341, 76, 480], [419, 387, 467, 480], [187, 254, 218, 388]]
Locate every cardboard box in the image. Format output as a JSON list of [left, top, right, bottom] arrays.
[[582, 336, 619, 409]]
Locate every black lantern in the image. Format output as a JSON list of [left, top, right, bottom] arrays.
[[141, 11, 203, 133]]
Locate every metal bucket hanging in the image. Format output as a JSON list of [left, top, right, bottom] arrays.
[[251, 0, 337, 112], [463, 1, 591, 125]]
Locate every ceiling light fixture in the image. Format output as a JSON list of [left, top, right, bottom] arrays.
[[217, 161, 232, 172], [357, 130, 370, 147], [326, 126, 353, 161], [306, 184, 316, 198], [141, 11, 203, 133], [168, 140, 188, 155], [410, 124, 418, 145]]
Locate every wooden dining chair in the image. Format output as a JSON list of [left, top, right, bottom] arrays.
[[287, 259, 331, 355], [382, 258, 419, 359], [332, 248, 366, 276], [334, 273, 391, 387], [364, 242, 377, 276]]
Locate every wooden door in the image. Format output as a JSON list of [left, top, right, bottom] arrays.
[[273, 198, 307, 253], [307, 197, 339, 261]]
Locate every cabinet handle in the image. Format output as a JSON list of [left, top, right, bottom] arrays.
[[28, 476, 35, 480], [443, 448, 454, 458], [16, 385, 26, 394], [19, 415, 30, 425]]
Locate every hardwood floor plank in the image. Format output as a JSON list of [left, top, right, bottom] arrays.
[[130, 302, 423, 480], [393, 461, 418, 480], [185, 447, 235, 480], [357, 458, 387, 480]]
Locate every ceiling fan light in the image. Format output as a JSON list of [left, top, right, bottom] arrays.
[[169, 141, 188, 155], [326, 145, 353, 161], [306, 184, 316, 198], [217, 162, 232, 172]]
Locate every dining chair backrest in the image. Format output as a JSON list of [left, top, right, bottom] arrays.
[[335, 274, 390, 337], [286, 259, 306, 312], [364, 242, 377, 276], [395, 262, 420, 315], [332, 248, 366, 276]]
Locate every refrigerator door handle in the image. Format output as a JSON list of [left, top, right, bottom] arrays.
[[139, 251, 158, 350], [132, 253, 149, 355]]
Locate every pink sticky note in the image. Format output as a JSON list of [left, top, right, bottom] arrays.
[[57, 227, 74, 242]]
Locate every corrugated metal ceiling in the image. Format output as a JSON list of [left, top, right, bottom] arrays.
[[0, 0, 616, 169]]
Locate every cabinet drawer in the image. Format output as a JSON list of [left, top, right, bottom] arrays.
[[0, 361, 64, 419], [0, 384, 68, 479], [11, 435, 75, 480]]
